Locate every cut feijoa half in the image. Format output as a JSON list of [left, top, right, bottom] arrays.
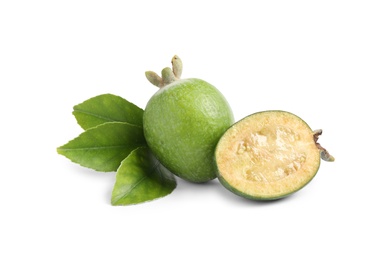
[[215, 110, 334, 200]]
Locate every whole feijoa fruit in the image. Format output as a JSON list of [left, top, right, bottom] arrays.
[[143, 55, 234, 183], [215, 110, 334, 200]]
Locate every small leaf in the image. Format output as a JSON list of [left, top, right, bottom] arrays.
[[57, 122, 146, 172], [111, 146, 177, 206], [73, 94, 144, 130]]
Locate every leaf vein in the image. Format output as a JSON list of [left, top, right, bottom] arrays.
[[73, 108, 118, 122], [58, 145, 133, 151], [113, 175, 148, 203]]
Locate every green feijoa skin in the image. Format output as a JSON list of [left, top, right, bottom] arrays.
[[215, 110, 334, 200], [143, 56, 234, 183]]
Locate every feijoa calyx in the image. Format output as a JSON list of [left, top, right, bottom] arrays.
[[143, 56, 234, 183], [215, 110, 334, 200]]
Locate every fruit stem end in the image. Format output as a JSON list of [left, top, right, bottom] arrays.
[[313, 129, 335, 162]]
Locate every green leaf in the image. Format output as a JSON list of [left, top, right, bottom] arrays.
[[73, 94, 144, 130], [57, 122, 146, 172], [111, 146, 177, 206]]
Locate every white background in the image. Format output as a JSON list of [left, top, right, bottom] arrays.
[[1, 1, 389, 259]]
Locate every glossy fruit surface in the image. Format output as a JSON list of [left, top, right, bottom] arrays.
[[215, 110, 332, 200], [143, 57, 234, 182]]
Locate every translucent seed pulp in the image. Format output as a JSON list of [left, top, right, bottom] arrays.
[[235, 126, 307, 183]]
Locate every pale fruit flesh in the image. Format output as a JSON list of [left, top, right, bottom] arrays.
[[215, 111, 321, 200]]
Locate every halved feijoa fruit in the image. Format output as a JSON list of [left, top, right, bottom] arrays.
[[215, 110, 334, 200]]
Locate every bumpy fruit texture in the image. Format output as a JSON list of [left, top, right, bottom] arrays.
[[215, 110, 333, 200], [144, 78, 234, 183]]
